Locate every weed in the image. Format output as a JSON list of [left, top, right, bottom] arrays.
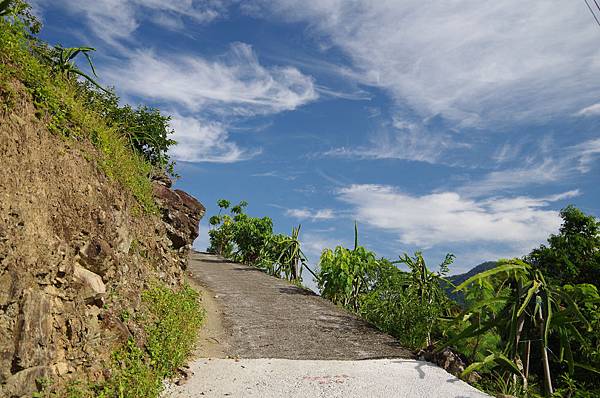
[[96, 284, 204, 398]]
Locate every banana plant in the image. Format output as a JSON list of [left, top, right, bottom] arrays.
[[448, 259, 598, 396]]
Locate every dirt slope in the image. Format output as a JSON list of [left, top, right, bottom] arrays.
[[0, 83, 204, 396]]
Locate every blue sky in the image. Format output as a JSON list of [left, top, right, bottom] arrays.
[[34, 1, 600, 275]]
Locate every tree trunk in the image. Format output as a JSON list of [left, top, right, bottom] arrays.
[[538, 312, 553, 396], [523, 340, 531, 391]]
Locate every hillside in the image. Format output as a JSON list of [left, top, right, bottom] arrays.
[[0, 7, 206, 396], [446, 262, 498, 304]]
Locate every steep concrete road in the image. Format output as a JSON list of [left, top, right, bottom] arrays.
[[164, 252, 489, 397]]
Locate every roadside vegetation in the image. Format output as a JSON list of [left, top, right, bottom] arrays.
[[33, 285, 204, 398], [208, 199, 309, 284], [208, 200, 600, 397]]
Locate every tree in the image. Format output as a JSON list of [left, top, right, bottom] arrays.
[[528, 205, 600, 288]]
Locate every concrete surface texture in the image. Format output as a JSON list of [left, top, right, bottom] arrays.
[[186, 252, 411, 360], [163, 252, 490, 397], [164, 358, 490, 398]]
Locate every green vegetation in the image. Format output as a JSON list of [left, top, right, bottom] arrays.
[[0, 1, 177, 212], [33, 285, 203, 398], [318, 226, 454, 349], [207, 200, 600, 396], [208, 199, 307, 283], [98, 285, 203, 398], [527, 205, 600, 288], [450, 259, 598, 396]]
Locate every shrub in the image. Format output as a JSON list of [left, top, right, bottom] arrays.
[[359, 253, 454, 349], [80, 85, 177, 175], [208, 199, 307, 283]]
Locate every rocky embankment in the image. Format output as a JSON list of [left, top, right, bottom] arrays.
[[0, 91, 204, 396]]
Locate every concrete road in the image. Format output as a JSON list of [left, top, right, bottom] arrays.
[[163, 252, 490, 397], [164, 358, 490, 398]]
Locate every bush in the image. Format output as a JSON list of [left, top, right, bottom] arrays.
[[81, 86, 177, 175], [359, 256, 453, 349], [318, 245, 380, 312], [208, 199, 307, 283], [317, 239, 454, 349]]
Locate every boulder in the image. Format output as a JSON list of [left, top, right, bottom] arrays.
[[152, 182, 205, 250], [0, 365, 54, 397], [415, 346, 478, 382]]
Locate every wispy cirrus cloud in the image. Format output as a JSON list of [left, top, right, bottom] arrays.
[[104, 43, 318, 116], [246, 1, 600, 126], [323, 116, 468, 164], [576, 103, 600, 117], [48, 0, 224, 45], [245, 1, 600, 167], [459, 137, 600, 197], [251, 171, 298, 181], [101, 43, 317, 162]]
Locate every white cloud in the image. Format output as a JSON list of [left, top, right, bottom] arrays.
[[286, 208, 335, 221], [324, 116, 468, 163], [572, 138, 600, 173], [50, 0, 223, 44], [251, 171, 297, 181], [247, 1, 600, 126], [459, 138, 600, 196], [337, 184, 567, 249], [168, 114, 258, 162], [300, 232, 342, 261], [104, 43, 317, 116], [577, 103, 600, 117], [102, 44, 317, 163]]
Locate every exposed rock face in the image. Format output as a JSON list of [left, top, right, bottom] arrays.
[[152, 181, 205, 253], [0, 83, 204, 396], [416, 346, 480, 383]]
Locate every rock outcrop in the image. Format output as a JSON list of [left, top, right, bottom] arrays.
[[416, 346, 480, 383], [152, 180, 205, 253]]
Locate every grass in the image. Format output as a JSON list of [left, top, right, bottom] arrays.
[[0, 18, 157, 213], [33, 284, 204, 398], [98, 284, 204, 398]]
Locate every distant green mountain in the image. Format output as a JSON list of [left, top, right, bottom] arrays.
[[445, 261, 498, 305]]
